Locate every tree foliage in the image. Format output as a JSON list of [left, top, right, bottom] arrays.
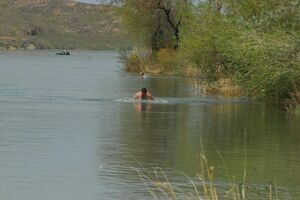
[[119, 0, 190, 51]]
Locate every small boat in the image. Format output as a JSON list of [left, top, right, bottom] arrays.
[[56, 50, 70, 55]]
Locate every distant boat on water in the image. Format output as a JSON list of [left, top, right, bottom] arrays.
[[56, 50, 70, 55]]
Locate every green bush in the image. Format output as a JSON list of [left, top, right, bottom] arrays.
[[179, 3, 300, 109]]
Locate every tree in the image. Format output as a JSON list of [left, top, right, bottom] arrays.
[[119, 0, 189, 51]]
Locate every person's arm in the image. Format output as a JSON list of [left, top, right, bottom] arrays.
[[147, 92, 154, 100], [134, 92, 140, 100]]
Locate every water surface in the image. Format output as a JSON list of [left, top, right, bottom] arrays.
[[0, 50, 299, 199]]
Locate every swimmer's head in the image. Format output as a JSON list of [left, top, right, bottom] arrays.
[[141, 88, 147, 93]]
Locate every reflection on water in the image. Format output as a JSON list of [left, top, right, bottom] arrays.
[[0, 51, 299, 200], [134, 102, 152, 112]]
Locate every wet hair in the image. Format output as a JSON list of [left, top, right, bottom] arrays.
[[141, 88, 147, 93]]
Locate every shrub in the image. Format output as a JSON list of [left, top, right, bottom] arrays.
[[119, 47, 152, 72]]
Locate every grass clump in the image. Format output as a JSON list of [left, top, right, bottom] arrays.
[[120, 47, 201, 76], [135, 153, 291, 200]]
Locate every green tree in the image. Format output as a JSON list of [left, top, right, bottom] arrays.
[[119, 0, 189, 51]]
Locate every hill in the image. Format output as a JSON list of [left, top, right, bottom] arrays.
[[0, 0, 128, 50]]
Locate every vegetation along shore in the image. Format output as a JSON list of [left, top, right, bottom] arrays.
[[118, 0, 300, 111]]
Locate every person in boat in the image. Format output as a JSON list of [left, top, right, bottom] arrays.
[[57, 50, 70, 55], [63, 50, 70, 55], [134, 88, 154, 100]]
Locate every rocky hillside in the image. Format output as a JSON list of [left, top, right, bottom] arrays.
[[0, 0, 127, 50]]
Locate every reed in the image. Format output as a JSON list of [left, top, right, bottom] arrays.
[[201, 78, 243, 96], [135, 160, 290, 200], [134, 141, 290, 200]]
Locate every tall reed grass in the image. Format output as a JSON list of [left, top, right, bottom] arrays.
[[134, 137, 291, 200], [135, 153, 290, 200]]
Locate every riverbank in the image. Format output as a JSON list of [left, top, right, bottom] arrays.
[[121, 45, 300, 111], [117, 0, 300, 111], [122, 49, 242, 96]]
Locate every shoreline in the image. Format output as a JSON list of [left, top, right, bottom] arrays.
[[122, 48, 300, 112]]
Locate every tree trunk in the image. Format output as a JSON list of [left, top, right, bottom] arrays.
[[157, 1, 181, 49]]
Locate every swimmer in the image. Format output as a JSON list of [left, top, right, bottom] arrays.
[[134, 88, 154, 100]]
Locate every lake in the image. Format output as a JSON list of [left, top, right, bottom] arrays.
[[0, 50, 299, 199]]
